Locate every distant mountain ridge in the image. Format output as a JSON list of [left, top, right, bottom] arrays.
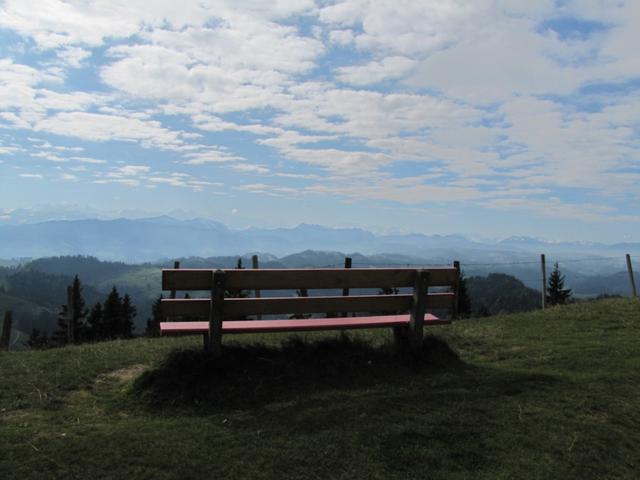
[[0, 216, 638, 263]]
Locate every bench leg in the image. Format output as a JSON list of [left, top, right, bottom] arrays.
[[407, 270, 429, 351], [206, 331, 222, 356], [393, 326, 409, 353], [207, 270, 225, 356]]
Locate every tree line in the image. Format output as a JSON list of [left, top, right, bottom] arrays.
[[26, 275, 137, 349]]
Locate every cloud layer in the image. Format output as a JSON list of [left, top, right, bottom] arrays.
[[0, 0, 639, 239]]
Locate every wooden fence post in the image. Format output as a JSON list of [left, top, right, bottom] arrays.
[[342, 257, 352, 317], [170, 261, 180, 299], [541, 254, 547, 310], [252, 254, 262, 320], [627, 254, 637, 298], [1, 311, 12, 350]]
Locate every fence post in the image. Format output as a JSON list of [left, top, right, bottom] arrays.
[[541, 254, 547, 310], [252, 254, 262, 320], [342, 257, 352, 317], [626, 254, 637, 298], [1, 311, 12, 350], [170, 261, 180, 299]]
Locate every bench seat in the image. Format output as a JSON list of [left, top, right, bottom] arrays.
[[160, 314, 449, 336]]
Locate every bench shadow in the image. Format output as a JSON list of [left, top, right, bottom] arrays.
[[131, 335, 462, 412]]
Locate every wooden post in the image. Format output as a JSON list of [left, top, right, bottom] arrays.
[[453, 260, 461, 320], [626, 254, 637, 298], [342, 257, 352, 317], [66, 286, 75, 344], [541, 254, 547, 310], [170, 261, 180, 299], [208, 270, 226, 356], [252, 255, 261, 320], [408, 270, 430, 350], [1, 311, 12, 350]]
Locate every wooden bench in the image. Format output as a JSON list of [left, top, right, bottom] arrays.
[[160, 266, 460, 355]]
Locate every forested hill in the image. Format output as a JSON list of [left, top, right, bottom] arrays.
[[466, 273, 541, 316]]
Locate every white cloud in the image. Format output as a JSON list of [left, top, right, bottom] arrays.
[[34, 112, 188, 150], [70, 156, 107, 164], [184, 149, 245, 165], [319, 0, 481, 56], [328, 29, 354, 46], [109, 165, 150, 177], [336, 56, 417, 86], [31, 151, 67, 162], [0, 143, 20, 155], [100, 16, 324, 113], [230, 163, 270, 174], [56, 46, 92, 68], [486, 197, 640, 224]]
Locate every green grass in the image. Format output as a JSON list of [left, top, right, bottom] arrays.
[[1, 298, 639, 479]]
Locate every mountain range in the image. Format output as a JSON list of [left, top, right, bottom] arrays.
[[1, 216, 638, 267]]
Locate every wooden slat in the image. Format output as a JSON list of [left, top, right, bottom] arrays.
[[224, 295, 411, 317], [162, 298, 210, 317], [428, 292, 455, 309], [160, 314, 450, 335], [161, 292, 453, 319], [162, 268, 457, 291], [163, 269, 213, 291]]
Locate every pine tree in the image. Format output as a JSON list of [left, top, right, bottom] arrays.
[[102, 286, 122, 339], [547, 262, 572, 306], [25, 328, 50, 349], [87, 302, 105, 341], [120, 294, 136, 338], [53, 275, 89, 345], [146, 295, 163, 337]]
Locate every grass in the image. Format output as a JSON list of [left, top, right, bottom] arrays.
[[1, 298, 638, 479]]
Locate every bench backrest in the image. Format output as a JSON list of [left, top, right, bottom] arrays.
[[162, 267, 459, 319]]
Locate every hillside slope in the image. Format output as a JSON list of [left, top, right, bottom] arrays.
[[1, 299, 638, 479]]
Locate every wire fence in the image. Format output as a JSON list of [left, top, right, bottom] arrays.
[[174, 252, 638, 300], [313, 255, 625, 269]]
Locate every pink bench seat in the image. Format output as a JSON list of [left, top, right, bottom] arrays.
[[160, 314, 449, 336]]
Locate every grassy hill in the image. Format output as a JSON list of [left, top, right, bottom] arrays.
[[1, 298, 638, 479]]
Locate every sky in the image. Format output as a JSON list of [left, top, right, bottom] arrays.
[[0, 0, 639, 242]]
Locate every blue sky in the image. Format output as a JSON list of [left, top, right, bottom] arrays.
[[0, 0, 639, 242]]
